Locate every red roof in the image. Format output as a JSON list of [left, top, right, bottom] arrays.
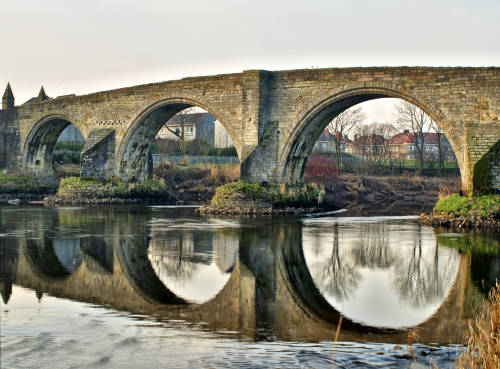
[[388, 132, 441, 145]]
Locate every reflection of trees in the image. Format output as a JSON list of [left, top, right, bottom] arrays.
[[350, 225, 394, 269], [148, 232, 202, 283], [393, 228, 459, 308], [305, 222, 460, 309], [316, 224, 360, 299]]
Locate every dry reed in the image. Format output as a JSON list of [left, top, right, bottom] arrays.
[[438, 180, 462, 200], [204, 164, 240, 185], [456, 281, 500, 368]]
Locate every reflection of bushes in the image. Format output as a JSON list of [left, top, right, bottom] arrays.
[[436, 232, 500, 256]]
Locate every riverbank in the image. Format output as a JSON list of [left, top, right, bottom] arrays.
[[419, 194, 500, 230], [153, 163, 460, 212], [44, 177, 176, 205], [0, 173, 58, 201]]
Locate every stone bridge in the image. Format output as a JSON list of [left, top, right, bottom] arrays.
[[1, 67, 499, 194]]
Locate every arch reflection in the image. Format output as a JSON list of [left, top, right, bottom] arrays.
[[25, 237, 83, 279], [302, 219, 461, 329], [147, 230, 239, 304]]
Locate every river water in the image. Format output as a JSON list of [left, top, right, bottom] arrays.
[[1, 205, 499, 368]]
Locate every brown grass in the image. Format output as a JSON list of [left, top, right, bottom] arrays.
[[203, 164, 240, 185], [456, 281, 500, 368], [438, 180, 462, 200]]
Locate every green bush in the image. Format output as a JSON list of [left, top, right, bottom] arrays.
[[57, 177, 172, 200], [434, 194, 500, 218], [210, 181, 324, 208], [0, 173, 58, 194]]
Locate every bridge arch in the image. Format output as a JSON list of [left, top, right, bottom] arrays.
[[23, 114, 83, 176], [277, 87, 461, 184], [117, 98, 240, 182]]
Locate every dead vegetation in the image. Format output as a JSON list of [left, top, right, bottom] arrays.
[[154, 162, 240, 201], [456, 281, 500, 368]]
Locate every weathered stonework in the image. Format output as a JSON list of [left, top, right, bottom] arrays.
[[0, 67, 499, 193]]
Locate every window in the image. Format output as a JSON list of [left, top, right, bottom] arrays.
[[186, 126, 194, 135]]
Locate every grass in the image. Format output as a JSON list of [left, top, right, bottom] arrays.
[[57, 176, 172, 200], [456, 281, 500, 368], [210, 180, 324, 208], [434, 194, 500, 218], [0, 173, 58, 194]]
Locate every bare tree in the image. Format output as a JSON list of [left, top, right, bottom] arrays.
[[394, 101, 431, 172], [353, 122, 394, 174], [327, 107, 365, 170], [429, 120, 444, 173]]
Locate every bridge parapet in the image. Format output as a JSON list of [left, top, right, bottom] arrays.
[[0, 67, 498, 193]]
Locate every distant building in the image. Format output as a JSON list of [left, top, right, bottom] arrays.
[[345, 133, 385, 156], [57, 124, 84, 143], [156, 112, 234, 148], [387, 131, 454, 161], [312, 128, 351, 153]]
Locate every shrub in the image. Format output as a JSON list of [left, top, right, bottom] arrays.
[[434, 194, 500, 218], [57, 176, 172, 200], [210, 181, 324, 208], [0, 173, 58, 194], [304, 155, 339, 184]]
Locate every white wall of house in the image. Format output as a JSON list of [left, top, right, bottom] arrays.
[[214, 120, 234, 148], [157, 123, 196, 141]]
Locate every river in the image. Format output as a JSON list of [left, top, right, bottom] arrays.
[[1, 205, 499, 368]]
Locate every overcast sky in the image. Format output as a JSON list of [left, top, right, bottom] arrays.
[[1, 0, 498, 122]]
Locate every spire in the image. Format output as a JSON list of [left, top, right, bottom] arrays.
[[37, 86, 48, 102], [2, 82, 14, 110]]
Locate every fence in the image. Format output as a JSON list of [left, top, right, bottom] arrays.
[[152, 155, 240, 165]]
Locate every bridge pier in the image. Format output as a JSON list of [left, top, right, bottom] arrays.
[[0, 67, 497, 194], [80, 129, 116, 180]]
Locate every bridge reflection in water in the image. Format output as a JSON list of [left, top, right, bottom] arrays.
[[0, 206, 489, 345]]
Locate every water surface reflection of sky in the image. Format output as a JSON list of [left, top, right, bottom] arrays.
[[302, 218, 460, 328]]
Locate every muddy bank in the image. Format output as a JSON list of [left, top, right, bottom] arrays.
[[322, 174, 458, 211], [43, 195, 176, 205], [418, 194, 500, 231], [43, 177, 176, 205], [195, 181, 331, 216], [418, 213, 500, 231], [0, 174, 58, 202]]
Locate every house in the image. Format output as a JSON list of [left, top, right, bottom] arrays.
[[387, 130, 454, 161], [312, 128, 351, 153], [156, 112, 234, 148], [345, 133, 386, 156]]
